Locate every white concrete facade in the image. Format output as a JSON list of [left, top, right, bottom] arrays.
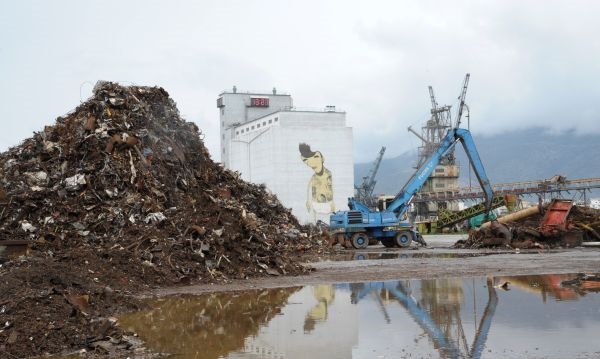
[[218, 88, 293, 168], [217, 89, 353, 224]]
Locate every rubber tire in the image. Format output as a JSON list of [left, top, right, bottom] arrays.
[[394, 231, 414, 248], [351, 232, 370, 249], [381, 238, 395, 248]]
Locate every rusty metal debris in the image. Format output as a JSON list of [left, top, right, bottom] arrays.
[[455, 203, 600, 249], [0, 82, 329, 358], [0, 81, 327, 280]]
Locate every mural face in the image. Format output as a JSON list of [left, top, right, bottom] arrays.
[[299, 143, 336, 223]]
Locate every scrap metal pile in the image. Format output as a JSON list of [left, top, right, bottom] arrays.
[[0, 82, 327, 356], [0, 82, 323, 281], [455, 202, 600, 249]]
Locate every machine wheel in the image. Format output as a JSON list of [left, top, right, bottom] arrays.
[[350, 232, 370, 249], [381, 238, 395, 248], [394, 231, 414, 248]]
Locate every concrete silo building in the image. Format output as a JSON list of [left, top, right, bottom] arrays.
[[217, 87, 353, 224]]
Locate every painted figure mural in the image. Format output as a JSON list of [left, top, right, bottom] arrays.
[[299, 143, 335, 223]]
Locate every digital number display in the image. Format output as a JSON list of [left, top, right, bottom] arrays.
[[251, 98, 269, 107]]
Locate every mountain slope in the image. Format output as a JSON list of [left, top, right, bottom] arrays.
[[355, 128, 600, 195]]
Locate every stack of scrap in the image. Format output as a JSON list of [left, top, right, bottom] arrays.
[[454, 203, 600, 249], [0, 82, 324, 280], [570, 206, 600, 242], [0, 82, 327, 357]]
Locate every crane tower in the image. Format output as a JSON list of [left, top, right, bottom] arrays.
[[407, 76, 469, 222], [355, 146, 386, 207]]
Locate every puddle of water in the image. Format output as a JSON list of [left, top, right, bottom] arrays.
[[119, 274, 600, 359]]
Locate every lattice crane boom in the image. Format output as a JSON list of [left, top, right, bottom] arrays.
[[355, 146, 386, 206], [455, 73, 470, 128]]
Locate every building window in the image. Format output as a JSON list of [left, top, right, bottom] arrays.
[[251, 126, 255, 130], [257, 124, 260, 128], [268, 119, 272, 124], [274, 117, 278, 122], [435, 168, 445, 173], [236, 131, 239, 135], [435, 183, 445, 188], [241, 129, 244, 133], [263, 121, 266, 126]]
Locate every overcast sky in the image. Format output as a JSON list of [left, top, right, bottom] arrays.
[[1, 0, 599, 162]]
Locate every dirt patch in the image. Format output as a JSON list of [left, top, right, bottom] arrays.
[[0, 82, 330, 358], [153, 247, 600, 297]]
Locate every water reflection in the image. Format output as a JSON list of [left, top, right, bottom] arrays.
[[119, 288, 299, 358], [119, 274, 600, 359]]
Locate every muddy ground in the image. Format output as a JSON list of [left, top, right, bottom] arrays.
[[153, 234, 600, 295], [4, 235, 600, 358]]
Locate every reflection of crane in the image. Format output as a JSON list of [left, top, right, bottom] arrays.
[[469, 278, 498, 359], [346, 279, 498, 359], [355, 146, 386, 207]]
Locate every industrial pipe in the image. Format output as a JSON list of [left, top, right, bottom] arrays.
[[481, 205, 540, 229]]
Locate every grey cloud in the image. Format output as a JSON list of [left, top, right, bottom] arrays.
[[1, 0, 599, 163]]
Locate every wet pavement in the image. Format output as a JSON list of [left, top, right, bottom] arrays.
[[329, 251, 501, 261], [119, 273, 600, 359]]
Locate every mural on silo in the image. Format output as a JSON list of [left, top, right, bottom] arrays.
[[299, 143, 336, 223]]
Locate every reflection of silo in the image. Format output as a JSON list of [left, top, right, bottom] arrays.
[[236, 286, 358, 359], [303, 285, 336, 333]]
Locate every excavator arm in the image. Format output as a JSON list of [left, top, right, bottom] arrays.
[[385, 128, 493, 220]]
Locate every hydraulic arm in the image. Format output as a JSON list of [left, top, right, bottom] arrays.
[[387, 127, 493, 220], [329, 127, 494, 249]]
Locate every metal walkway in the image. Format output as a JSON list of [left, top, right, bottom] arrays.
[[413, 177, 600, 203]]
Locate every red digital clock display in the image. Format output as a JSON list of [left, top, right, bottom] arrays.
[[250, 98, 269, 107]]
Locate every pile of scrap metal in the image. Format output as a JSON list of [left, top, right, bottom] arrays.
[[0, 81, 327, 282], [455, 199, 600, 249]]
